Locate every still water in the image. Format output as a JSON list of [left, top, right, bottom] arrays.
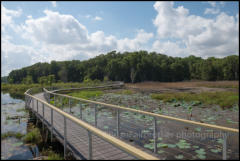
[[1, 92, 39, 160]]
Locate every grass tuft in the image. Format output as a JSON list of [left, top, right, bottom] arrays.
[[1, 131, 24, 139], [151, 91, 238, 108], [68, 90, 103, 99], [23, 128, 42, 144]]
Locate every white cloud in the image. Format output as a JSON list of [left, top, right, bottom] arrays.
[[1, 4, 22, 32], [51, 1, 57, 7], [152, 1, 239, 58], [94, 16, 102, 21], [2, 9, 153, 76], [22, 10, 89, 45], [152, 40, 188, 57], [208, 1, 217, 7], [85, 14, 91, 19], [117, 29, 153, 51], [204, 8, 220, 15], [1, 36, 38, 76]]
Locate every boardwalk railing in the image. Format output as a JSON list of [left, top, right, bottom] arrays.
[[43, 84, 239, 160], [24, 87, 159, 160]]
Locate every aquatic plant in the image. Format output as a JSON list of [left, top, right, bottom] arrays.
[[23, 128, 42, 144]]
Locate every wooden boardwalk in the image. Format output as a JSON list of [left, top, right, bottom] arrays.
[[29, 93, 138, 160]]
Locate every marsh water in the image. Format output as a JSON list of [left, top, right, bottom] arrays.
[[1, 92, 40, 160], [57, 89, 239, 160]]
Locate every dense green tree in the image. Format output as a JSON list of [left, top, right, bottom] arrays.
[[6, 51, 239, 84]]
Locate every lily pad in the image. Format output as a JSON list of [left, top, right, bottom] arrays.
[[210, 148, 221, 153], [157, 143, 168, 148], [168, 144, 176, 148], [12, 142, 23, 147], [103, 126, 109, 130], [175, 155, 184, 159], [144, 143, 154, 150], [158, 150, 165, 154], [192, 145, 199, 149], [195, 148, 206, 155], [196, 154, 206, 159], [195, 127, 201, 132], [176, 139, 191, 149], [217, 138, 224, 144]]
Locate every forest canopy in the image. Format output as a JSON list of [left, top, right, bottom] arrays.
[[6, 51, 239, 84]]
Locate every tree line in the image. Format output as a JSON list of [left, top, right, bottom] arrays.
[[6, 51, 239, 84]]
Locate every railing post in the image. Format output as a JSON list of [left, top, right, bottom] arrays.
[[88, 130, 92, 160], [61, 97, 63, 109], [117, 109, 120, 137], [153, 117, 157, 153], [49, 93, 51, 103], [42, 103, 44, 131], [51, 108, 53, 142], [37, 100, 38, 113], [79, 103, 82, 119], [94, 104, 97, 127], [222, 132, 227, 160], [25, 95, 26, 108], [69, 98, 71, 113], [64, 116, 67, 159], [54, 94, 56, 106]]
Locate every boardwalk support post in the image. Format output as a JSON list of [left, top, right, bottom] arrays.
[[51, 108, 53, 142], [223, 132, 227, 160], [153, 117, 157, 153], [64, 116, 67, 159], [117, 109, 120, 137], [88, 130, 92, 160], [42, 103, 45, 131], [54, 94, 56, 106], [25, 95, 26, 108]]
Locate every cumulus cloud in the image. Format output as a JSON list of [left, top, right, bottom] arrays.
[[2, 8, 153, 75], [208, 1, 217, 7], [204, 8, 220, 15], [152, 1, 239, 58], [1, 4, 22, 32], [94, 16, 102, 21], [22, 10, 89, 45], [117, 29, 153, 51], [51, 1, 57, 7], [1, 36, 37, 76]]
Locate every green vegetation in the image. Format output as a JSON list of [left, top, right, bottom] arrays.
[[6, 51, 239, 84], [46, 152, 63, 160], [1, 81, 104, 100], [41, 150, 64, 160], [41, 147, 64, 160], [1, 131, 25, 139], [151, 91, 239, 108], [16, 108, 28, 113], [115, 89, 134, 95], [198, 84, 239, 89], [68, 90, 103, 99], [23, 128, 42, 144]]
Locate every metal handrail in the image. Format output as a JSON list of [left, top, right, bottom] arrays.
[[24, 89, 159, 160], [44, 87, 239, 133], [43, 85, 239, 160]]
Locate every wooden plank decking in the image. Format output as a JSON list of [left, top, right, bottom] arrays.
[[29, 93, 138, 160]]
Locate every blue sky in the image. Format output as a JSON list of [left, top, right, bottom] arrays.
[[1, 1, 239, 76]]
